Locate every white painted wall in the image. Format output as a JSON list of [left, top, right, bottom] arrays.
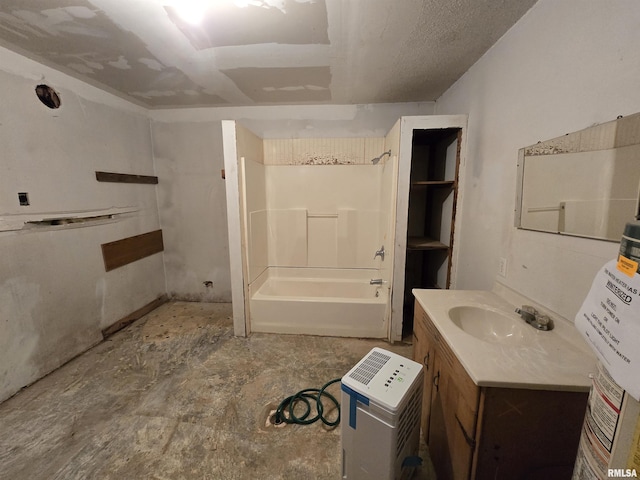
[[149, 103, 435, 138], [435, 0, 640, 320], [0, 48, 165, 402], [152, 121, 232, 302]]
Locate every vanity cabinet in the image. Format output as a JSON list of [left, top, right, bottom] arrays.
[[412, 302, 589, 480], [412, 308, 436, 443]]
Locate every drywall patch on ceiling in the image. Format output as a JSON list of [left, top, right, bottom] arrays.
[[139, 58, 164, 72], [109, 55, 131, 70], [0, 1, 214, 106], [0, 3, 122, 76], [129, 87, 228, 107], [166, 0, 329, 50], [222, 66, 331, 102], [68, 62, 96, 74], [9, 7, 106, 38], [63, 5, 96, 19]]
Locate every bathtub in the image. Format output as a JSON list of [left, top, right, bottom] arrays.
[[249, 267, 389, 338]]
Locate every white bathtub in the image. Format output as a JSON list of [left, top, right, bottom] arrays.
[[249, 268, 389, 338]]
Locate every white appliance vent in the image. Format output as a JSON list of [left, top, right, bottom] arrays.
[[396, 386, 422, 456], [348, 350, 391, 385]]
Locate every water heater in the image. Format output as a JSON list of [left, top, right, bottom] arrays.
[[340, 347, 424, 480]]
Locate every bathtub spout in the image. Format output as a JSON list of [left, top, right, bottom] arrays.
[[370, 278, 387, 285]]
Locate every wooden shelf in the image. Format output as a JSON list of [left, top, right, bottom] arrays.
[[96, 171, 158, 184], [411, 180, 455, 187], [0, 207, 138, 232], [407, 236, 449, 250]]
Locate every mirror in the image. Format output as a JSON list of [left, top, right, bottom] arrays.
[[516, 113, 640, 241]]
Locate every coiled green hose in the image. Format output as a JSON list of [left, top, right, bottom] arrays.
[[274, 378, 342, 427]]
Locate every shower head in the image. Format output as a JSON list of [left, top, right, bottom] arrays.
[[371, 150, 391, 165]]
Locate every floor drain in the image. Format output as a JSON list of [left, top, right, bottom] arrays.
[[265, 409, 286, 428], [269, 412, 282, 425]]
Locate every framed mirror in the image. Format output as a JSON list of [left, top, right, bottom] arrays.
[[515, 113, 640, 241]]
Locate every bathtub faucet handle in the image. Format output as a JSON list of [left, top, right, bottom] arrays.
[[374, 245, 385, 261]]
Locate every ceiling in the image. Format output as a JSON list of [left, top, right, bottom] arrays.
[[0, 0, 537, 109]]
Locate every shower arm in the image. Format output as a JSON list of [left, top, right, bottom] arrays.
[[371, 150, 392, 165]]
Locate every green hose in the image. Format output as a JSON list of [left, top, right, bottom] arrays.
[[274, 378, 342, 427]]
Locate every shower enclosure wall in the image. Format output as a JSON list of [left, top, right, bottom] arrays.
[[224, 122, 399, 338]]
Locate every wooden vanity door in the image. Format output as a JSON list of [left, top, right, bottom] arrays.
[[429, 339, 480, 480], [412, 306, 436, 444]]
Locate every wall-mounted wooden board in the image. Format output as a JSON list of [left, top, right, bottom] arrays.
[[101, 229, 164, 271], [96, 171, 158, 184]]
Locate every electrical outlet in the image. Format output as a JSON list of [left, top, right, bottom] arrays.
[[498, 257, 508, 277], [18, 192, 29, 206]]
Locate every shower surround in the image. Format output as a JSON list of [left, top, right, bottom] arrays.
[[226, 122, 398, 338]]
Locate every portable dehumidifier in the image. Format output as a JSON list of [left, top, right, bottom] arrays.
[[340, 347, 424, 480]]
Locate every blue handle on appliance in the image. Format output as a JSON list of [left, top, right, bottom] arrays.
[[341, 382, 370, 429]]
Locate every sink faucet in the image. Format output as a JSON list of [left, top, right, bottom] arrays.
[[515, 305, 554, 331], [374, 245, 385, 261], [370, 278, 387, 285]]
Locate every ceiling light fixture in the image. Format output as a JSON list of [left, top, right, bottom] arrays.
[[172, 0, 210, 24]]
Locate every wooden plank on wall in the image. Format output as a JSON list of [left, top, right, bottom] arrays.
[[102, 294, 168, 338], [96, 171, 158, 184], [101, 229, 164, 272]]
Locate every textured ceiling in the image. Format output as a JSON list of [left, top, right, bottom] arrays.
[[0, 0, 537, 109]]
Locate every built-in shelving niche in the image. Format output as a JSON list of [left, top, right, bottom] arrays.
[[402, 127, 461, 336]]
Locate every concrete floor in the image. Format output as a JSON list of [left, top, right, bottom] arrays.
[[0, 301, 434, 479]]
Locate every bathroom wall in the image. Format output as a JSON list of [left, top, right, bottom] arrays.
[[0, 47, 165, 402], [152, 119, 266, 303], [435, 0, 640, 320], [150, 103, 435, 139], [150, 103, 434, 304], [152, 121, 231, 302]]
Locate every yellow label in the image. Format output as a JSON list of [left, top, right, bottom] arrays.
[[618, 255, 639, 277], [627, 407, 640, 470]]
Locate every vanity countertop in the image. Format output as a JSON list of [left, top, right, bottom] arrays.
[[413, 289, 597, 392]]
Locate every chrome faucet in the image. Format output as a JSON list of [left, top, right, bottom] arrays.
[[515, 305, 554, 331], [374, 245, 385, 261], [370, 278, 387, 285]]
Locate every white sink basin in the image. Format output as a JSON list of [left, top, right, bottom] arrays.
[[413, 289, 596, 390], [448, 306, 527, 345]]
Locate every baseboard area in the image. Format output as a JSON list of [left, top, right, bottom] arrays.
[[102, 294, 168, 339]]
